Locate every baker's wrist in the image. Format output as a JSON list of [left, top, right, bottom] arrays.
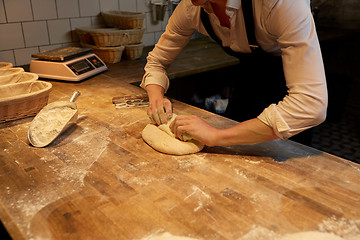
[[206, 128, 222, 147]]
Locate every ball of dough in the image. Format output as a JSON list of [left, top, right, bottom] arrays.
[[142, 114, 204, 155]]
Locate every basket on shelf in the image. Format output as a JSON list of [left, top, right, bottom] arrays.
[[0, 62, 13, 69], [81, 43, 125, 64], [124, 43, 144, 60], [102, 11, 145, 29], [0, 81, 52, 123], [76, 27, 96, 45], [76, 27, 145, 47]]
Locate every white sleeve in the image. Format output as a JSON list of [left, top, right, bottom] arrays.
[[140, 0, 198, 92], [258, 0, 328, 139]]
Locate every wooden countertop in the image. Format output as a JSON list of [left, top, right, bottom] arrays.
[[1, 38, 360, 240]]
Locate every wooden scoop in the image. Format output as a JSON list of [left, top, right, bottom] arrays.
[[28, 91, 80, 147]]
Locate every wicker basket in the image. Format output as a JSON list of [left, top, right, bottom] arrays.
[[0, 72, 38, 86], [81, 43, 125, 64], [0, 81, 52, 123], [102, 11, 145, 29], [76, 27, 96, 45], [124, 43, 144, 60], [0, 62, 13, 69], [77, 27, 145, 47], [0, 67, 24, 80]]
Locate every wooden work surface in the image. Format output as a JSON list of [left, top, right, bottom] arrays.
[[1, 38, 360, 240]]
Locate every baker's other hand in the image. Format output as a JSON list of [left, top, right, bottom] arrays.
[[147, 97, 172, 125], [170, 115, 218, 146], [146, 84, 172, 125]]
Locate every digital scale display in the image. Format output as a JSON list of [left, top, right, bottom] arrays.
[[68, 55, 105, 76], [72, 61, 90, 72]]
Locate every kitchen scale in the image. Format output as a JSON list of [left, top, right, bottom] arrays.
[[30, 47, 107, 81]]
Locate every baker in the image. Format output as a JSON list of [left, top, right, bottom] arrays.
[[140, 0, 328, 146]]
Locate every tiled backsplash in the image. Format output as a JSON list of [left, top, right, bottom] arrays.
[[0, 0, 171, 66]]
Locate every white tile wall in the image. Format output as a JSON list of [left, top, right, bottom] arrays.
[[48, 19, 73, 44], [14, 47, 38, 66], [120, 0, 137, 11], [0, 0, 175, 66], [0, 23, 25, 50], [22, 21, 49, 47], [79, 0, 100, 17], [99, 0, 119, 11], [0, 0, 6, 23], [57, 0, 80, 19], [0, 50, 15, 63], [136, 0, 149, 13], [31, 0, 57, 20], [4, 0, 33, 22]]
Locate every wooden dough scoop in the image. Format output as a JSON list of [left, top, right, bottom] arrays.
[[28, 91, 80, 147]]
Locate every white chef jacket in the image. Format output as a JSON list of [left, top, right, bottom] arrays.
[[140, 0, 328, 139]]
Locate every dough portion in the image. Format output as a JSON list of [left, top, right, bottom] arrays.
[[158, 114, 193, 141], [142, 115, 204, 155]]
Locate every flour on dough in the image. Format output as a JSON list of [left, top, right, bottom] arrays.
[[158, 114, 193, 141], [142, 114, 204, 155]]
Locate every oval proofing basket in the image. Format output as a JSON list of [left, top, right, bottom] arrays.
[[0, 62, 13, 69], [90, 28, 145, 47], [0, 81, 52, 123], [124, 43, 144, 60], [81, 43, 125, 64], [0, 72, 38, 86], [102, 11, 145, 29]]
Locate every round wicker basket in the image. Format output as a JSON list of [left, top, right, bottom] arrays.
[[81, 43, 125, 64], [102, 11, 145, 29], [0, 62, 13, 69], [124, 43, 144, 60], [77, 27, 145, 47], [0, 81, 52, 123], [0, 72, 38, 86]]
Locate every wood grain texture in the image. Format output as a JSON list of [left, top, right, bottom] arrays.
[[1, 38, 360, 240]]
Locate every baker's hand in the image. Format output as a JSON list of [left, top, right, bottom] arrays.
[[146, 84, 172, 125], [169, 115, 218, 146], [147, 97, 172, 125]]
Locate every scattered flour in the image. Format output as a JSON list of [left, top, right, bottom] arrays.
[[238, 225, 281, 240], [174, 154, 207, 170], [279, 231, 344, 240], [236, 219, 360, 240], [319, 216, 360, 240], [141, 232, 198, 240], [184, 186, 211, 212]]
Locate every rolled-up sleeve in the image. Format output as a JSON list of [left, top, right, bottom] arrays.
[[258, 0, 328, 139], [140, 0, 198, 92]]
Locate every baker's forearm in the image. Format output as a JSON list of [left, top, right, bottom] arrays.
[[212, 118, 279, 146], [146, 84, 165, 99]]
